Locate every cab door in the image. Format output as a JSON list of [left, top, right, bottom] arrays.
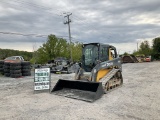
[[108, 46, 117, 61], [99, 46, 108, 62]]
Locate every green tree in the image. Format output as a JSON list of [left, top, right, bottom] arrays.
[[36, 47, 49, 64], [152, 37, 160, 59], [72, 42, 82, 62], [35, 34, 83, 64], [138, 40, 152, 56], [123, 52, 129, 55], [0, 48, 32, 60], [36, 35, 70, 64], [132, 50, 139, 55]]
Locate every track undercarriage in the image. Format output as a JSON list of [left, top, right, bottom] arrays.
[[75, 68, 123, 93], [102, 69, 123, 93]]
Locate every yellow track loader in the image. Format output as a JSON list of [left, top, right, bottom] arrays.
[[51, 43, 123, 102]]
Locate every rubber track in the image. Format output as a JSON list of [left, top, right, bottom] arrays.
[[99, 68, 123, 93], [104, 84, 123, 94]]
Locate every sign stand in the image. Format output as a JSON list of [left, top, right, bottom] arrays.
[[34, 68, 51, 93]]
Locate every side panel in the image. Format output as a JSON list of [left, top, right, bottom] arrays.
[[91, 57, 122, 82], [96, 69, 111, 82]]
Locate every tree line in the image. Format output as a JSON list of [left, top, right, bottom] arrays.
[[1, 35, 159, 63], [0, 35, 82, 64], [0, 48, 32, 61], [30, 34, 82, 64], [132, 37, 160, 60]]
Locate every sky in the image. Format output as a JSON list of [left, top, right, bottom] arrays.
[[0, 0, 160, 54]]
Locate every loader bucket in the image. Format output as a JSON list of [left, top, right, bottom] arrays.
[[51, 79, 104, 102]]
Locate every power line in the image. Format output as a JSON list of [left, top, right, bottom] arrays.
[[0, 31, 72, 39], [0, 31, 48, 37], [0, 0, 115, 42], [1, 0, 108, 32], [2, 0, 111, 33], [0, 31, 85, 43], [0, 0, 62, 18]]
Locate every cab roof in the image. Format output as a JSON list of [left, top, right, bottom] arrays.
[[83, 42, 116, 49]]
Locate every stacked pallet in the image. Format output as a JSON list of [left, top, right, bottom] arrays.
[[21, 61, 31, 76], [10, 62, 22, 78], [2, 61, 31, 78], [0, 60, 4, 75], [4, 62, 10, 77]]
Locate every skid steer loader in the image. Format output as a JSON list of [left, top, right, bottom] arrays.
[[51, 43, 123, 102]]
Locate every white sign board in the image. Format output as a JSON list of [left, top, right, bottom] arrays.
[[34, 68, 50, 91]]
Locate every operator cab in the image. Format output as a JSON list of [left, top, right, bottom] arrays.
[[82, 43, 117, 72]]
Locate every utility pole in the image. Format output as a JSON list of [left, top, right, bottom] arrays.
[[64, 13, 72, 62]]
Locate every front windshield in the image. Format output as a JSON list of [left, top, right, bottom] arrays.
[[84, 45, 98, 66]]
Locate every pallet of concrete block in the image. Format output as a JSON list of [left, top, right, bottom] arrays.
[[10, 62, 22, 78], [4, 61, 11, 77], [21, 61, 31, 76], [0, 60, 4, 75], [3, 61, 22, 78], [122, 55, 139, 63], [2, 61, 31, 77]]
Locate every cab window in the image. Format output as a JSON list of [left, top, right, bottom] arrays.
[[100, 47, 108, 61]]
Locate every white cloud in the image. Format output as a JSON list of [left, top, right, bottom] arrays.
[[109, 42, 137, 54], [0, 0, 160, 53]]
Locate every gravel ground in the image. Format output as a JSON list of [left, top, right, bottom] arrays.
[[0, 62, 160, 120]]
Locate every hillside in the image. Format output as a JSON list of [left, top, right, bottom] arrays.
[[0, 48, 33, 61]]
